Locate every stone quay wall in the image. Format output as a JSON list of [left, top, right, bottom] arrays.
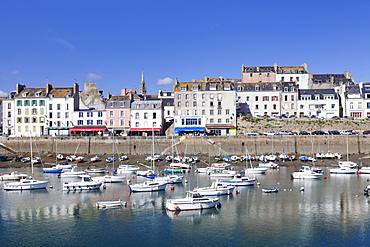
[[1, 135, 370, 158]]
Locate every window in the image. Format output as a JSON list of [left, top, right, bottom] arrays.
[[285, 95, 288, 101], [296, 77, 299, 82], [291, 95, 294, 101], [178, 102, 181, 107], [255, 85, 260, 91], [194, 110, 197, 115], [217, 94, 222, 101], [290, 77, 293, 82], [25, 117, 29, 123], [226, 109, 230, 115], [17, 117, 22, 123], [267, 73, 270, 77], [218, 119, 222, 123], [202, 110, 205, 115], [110, 120, 114, 126], [98, 112, 102, 117], [262, 96, 269, 101], [25, 100, 30, 106], [192, 86, 198, 91], [7, 112, 11, 117], [77, 120, 83, 125], [281, 77, 285, 82], [135, 122, 139, 127], [18, 109, 21, 115], [202, 94, 205, 99], [209, 119, 214, 124], [49, 112, 52, 118], [185, 102, 189, 107], [210, 110, 214, 115], [120, 119, 125, 126], [49, 104, 52, 110], [255, 105, 259, 110], [57, 112, 61, 118], [246, 96, 250, 101], [193, 94, 197, 100], [40, 117, 45, 123], [110, 111, 114, 117], [153, 122, 157, 127], [264, 104, 267, 109], [272, 96, 278, 101], [177, 94, 181, 100], [226, 118, 230, 123], [40, 100, 45, 106], [210, 93, 214, 99], [31, 108, 37, 115], [185, 94, 189, 100], [193, 101, 197, 107], [237, 86, 242, 91], [16, 100, 22, 106], [273, 104, 277, 110], [359, 102, 363, 109], [153, 113, 157, 119], [120, 111, 125, 117], [87, 112, 93, 117], [218, 109, 222, 115], [87, 120, 93, 125], [180, 86, 186, 91], [291, 103, 294, 109], [202, 101, 205, 107], [210, 102, 214, 107], [135, 113, 139, 119], [66, 104, 69, 110], [32, 117, 37, 123], [96, 120, 102, 125], [65, 112, 69, 118], [255, 96, 259, 101], [350, 102, 354, 109], [79, 112, 83, 117]]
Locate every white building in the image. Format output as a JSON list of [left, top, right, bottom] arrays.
[[298, 89, 340, 118]]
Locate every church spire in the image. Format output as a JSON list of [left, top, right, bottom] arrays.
[[140, 70, 147, 95]]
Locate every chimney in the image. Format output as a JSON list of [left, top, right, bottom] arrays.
[[46, 83, 52, 95]]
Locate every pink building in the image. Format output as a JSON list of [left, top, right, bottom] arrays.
[[106, 93, 132, 135]]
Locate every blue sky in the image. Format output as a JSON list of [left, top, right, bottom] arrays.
[[1, 0, 369, 97]]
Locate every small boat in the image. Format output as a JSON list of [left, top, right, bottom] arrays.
[[194, 181, 235, 196], [262, 187, 279, 193], [266, 154, 277, 161], [334, 153, 343, 159], [0, 171, 29, 181], [31, 157, 41, 164], [96, 200, 126, 209], [218, 175, 256, 186], [66, 155, 76, 162], [118, 155, 128, 161], [299, 155, 309, 162], [196, 167, 216, 174], [279, 154, 289, 160], [154, 174, 184, 184], [92, 175, 126, 183], [85, 168, 106, 173], [137, 169, 154, 176], [20, 157, 31, 163], [0, 155, 8, 161], [63, 175, 103, 191], [209, 169, 237, 178], [258, 161, 279, 169], [128, 180, 167, 192], [55, 163, 74, 170], [42, 166, 63, 173], [210, 163, 231, 171], [164, 166, 187, 173], [325, 152, 335, 159], [106, 157, 114, 163], [328, 161, 358, 174], [169, 162, 191, 169], [56, 154, 64, 160], [245, 167, 268, 174], [75, 156, 85, 162], [291, 166, 324, 179], [60, 166, 86, 177], [316, 153, 325, 159], [116, 164, 140, 174], [166, 191, 221, 211], [359, 167, 370, 174], [364, 185, 370, 195], [4, 178, 49, 191], [90, 155, 100, 162]]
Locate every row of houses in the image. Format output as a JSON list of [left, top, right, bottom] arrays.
[[0, 63, 367, 137]]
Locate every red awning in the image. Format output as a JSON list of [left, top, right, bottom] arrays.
[[129, 128, 161, 131], [69, 127, 107, 132], [207, 126, 236, 129]]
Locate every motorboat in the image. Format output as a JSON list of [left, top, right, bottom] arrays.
[[364, 185, 370, 195], [359, 166, 370, 174], [0, 155, 8, 161], [196, 167, 216, 174], [210, 163, 231, 171], [75, 156, 85, 162], [118, 155, 128, 161], [328, 161, 358, 174], [262, 187, 279, 193], [56, 154, 64, 160], [106, 157, 114, 163], [55, 163, 74, 170], [85, 168, 106, 173], [166, 191, 221, 211], [137, 169, 154, 176], [316, 153, 325, 159], [92, 175, 126, 183], [63, 175, 103, 191], [218, 175, 256, 186], [258, 161, 279, 169], [90, 155, 100, 162], [299, 155, 308, 162], [116, 164, 140, 174], [42, 166, 63, 173], [291, 166, 324, 179], [164, 166, 187, 173], [0, 171, 29, 181], [20, 157, 31, 163], [96, 200, 126, 209], [169, 162, 191, 169], [193, 181, 235, 196], [60, 166, 86, 177], [128, 180, 167, 192], [325, 152, 335, 159], [154, 174, 184, 184], [279, 154, 289, 160], [209, 169, 237, 178], [245, 167, 268, 174], [66, 155, 76, 162], [31, 157, 41, 164], [4, 178, 49, 191]]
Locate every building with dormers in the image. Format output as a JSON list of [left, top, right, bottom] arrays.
[[309, 72, 354, 89], [298, 89, 339, 118], [173, 77, 238, 136], [105, 90, 132, 136]]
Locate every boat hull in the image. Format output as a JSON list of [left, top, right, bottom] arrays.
[[195, 186, 235, 196], [291, 172, 323, 179], [218, 177, 256, 186], [166, 198, 221, 211], [128, 182, 167, 192], [63, 182, 102, 191], [92, 176, 126, 183], [96, 200, 125, 208], [4, 180, 48, 190]]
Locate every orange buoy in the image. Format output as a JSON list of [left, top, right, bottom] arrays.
[[324, 176, 327, 179], [171, 186, 175, 191], [236, 190, 240, 194], [269, 171, 273, 175], [357, 171, 361, 175], [132, 175, 135, 179]]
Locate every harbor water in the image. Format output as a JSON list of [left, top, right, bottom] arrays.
[[1, 164, 370, 247]]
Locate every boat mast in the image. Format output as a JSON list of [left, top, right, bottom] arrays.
[[30, 131, 33, 175]]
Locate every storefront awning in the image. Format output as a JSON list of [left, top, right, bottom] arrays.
[[69, 127, 107, 131], [129, 128, 161, 131]]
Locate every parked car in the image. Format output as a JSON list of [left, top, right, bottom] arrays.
[[310, 115, 317, 118], [248, 131, 262, 136], [328, 130, 340, 135], [278, 130, 294, 135], [299, 131, 310, 135], [311, 130, 327, 135], [340, 130, 356, 135], [264, 131, 277, 136], [363, 130, 370, 135], [331, 116, 340, 119], [289, 115, 297, 118]]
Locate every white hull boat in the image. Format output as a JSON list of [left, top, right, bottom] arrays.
[[194, 182, 235, 196], [218, 175, 256, 186], [196, 167, 216, 174], [55, 163, 74, 170], [262, 187, 279, 193], [291, 166, 323, 179], [166, 191, 221, 211], [0, 171, 28, 181], [258, 161, 279, 169], [4, 179, 49, 190], [117, 164, 140, 174], [60, 167, 86, 177], [63, 175, 103, 191], [245, 167, 268, 174], [96, 200, 126, 208], [154, 175, 184, 184], [85, 168, 106, 173], [92, 175, 126, 183], [328, 167, 357, 174], [128, 180, 167, 192], [359, 167, 370, 174], [209, 170, 237, 178]]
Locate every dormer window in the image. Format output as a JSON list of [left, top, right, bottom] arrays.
[[210, 86, 216, 91], [180, 86, 187, 91], [237, 86, 242, 91], [22, 92, 28, 97], [224, 86, 230, 90], [255, 85, 260, 91], [192, 86, 198, 91], [35, 92, 40, 97]]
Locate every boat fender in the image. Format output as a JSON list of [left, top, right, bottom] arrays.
[[357, 171, 361, 175], [66, 186, 69, 190], [174, 204, 179, 210], [72, 186, 76, 190], [79, 186, 82, 189], [171, 186, 175, 191], [236, 190, 240, 194]]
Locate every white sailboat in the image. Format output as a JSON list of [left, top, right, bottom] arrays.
[[4, 133, 48, 191]]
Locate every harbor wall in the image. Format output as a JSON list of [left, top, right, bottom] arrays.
[[1, 135, 370, 157]]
